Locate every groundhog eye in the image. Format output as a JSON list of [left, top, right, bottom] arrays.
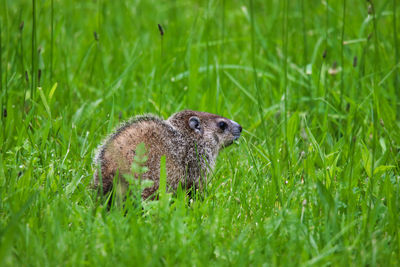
[[218, 121, 227, 130]]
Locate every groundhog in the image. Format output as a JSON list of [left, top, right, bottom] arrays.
[[93, 110, 242, 199]]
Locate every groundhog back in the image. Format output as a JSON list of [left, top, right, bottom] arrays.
[[103, 119, 184, 198]]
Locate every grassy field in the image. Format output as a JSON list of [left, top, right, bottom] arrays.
[[1, 0, 399, 265]]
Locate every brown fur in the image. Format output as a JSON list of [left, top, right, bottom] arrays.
[[93, 110, 242, 199]]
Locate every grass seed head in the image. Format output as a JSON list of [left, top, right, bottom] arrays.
[[38, 69, 42, 85], [158, 24, 164, 36], [328, 61, 338, 75], [353, 56, 358, 67], [368, 5, 372, 14], [25, 71, 29, 83]]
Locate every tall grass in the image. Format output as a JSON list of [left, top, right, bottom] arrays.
[[157, 23, 164, 115], [0, 0, 399, 265], [340, 0, 346, 107], [0, 20, 3, 121], [394, 0, 399, 102], [50, 0, 54, 82], [30, 0, 36, 98]]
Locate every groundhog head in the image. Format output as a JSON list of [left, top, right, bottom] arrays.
[[168, 110, 242, 151]]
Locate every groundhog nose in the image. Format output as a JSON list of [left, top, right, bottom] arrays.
[[230, 120, 242, 139], [234, 124, 242, 135], [232, 124, 242, 141]]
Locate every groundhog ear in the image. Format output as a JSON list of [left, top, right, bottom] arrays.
[[188, 116, 201, 133]]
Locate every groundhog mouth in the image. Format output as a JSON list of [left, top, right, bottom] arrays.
[[223, 136, 240, 147], [222, 140, 234, 148]]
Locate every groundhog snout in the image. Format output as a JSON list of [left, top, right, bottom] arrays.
[[231, 122, 242, 140]]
